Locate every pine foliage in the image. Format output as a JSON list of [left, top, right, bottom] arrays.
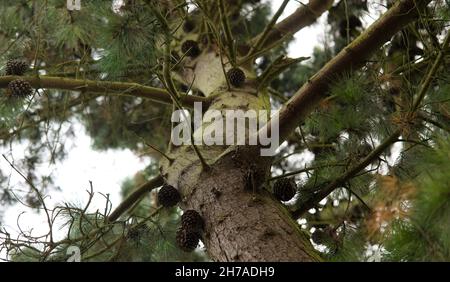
[[0, 0, 449, 262]]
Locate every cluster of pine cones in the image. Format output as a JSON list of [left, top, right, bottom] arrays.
[[2, 59, 33, 98], [157, 183, 205, 252], [176, 210, 204, 252]]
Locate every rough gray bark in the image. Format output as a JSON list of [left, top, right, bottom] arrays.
[[178, 151, 318, 261], [162, 135, 320, 262]]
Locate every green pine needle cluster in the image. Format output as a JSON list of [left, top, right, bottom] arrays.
[[384, 135, 450, 261]]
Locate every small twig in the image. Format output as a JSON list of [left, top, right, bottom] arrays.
[[143, 141, 175, 163], [269, 163, 346, 181], [133, 132, 174, 163], [2, 154, 54, 244], [78, 182, 95, 237], [419, 114, 450, 132], [202, 14, 231, 89], [218, 0, 236, 65], [267, 87, 288, 102], [82, 236, 122, 261], [246, 0, 290, 59], [409, 31, 450, 113], [257, 55, 310, 90], [345, 186, 371, 212]]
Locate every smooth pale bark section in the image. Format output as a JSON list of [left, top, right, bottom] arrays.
[[181, 52, 227, 96]]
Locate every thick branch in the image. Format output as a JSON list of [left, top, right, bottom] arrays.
[[0, 76, 210, 108], [250, 0, 334, 52], [260, 0, 431, 142], [107, 175, 164, 222]]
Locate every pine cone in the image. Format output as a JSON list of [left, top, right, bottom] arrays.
[[273, 178, 297, 201], [226, 67, 246, 87], [5, 59, 28, 76], [181, 210, 204, 231], [181, 40, 201, 58], [176, 227, 200, 252], [8, 79, 33, 98], [157, 184, 181, 207]]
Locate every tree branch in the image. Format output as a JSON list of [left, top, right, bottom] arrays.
[[268, 163, 344, 181], [107, 174, 164, 222], [0, 75, 210, 108], [249, 0, 334, 53], [259, 0, 432, 143]]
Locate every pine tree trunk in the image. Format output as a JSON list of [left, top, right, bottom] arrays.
[[171, 151, 320, 261], [160, 52, 320, 262]]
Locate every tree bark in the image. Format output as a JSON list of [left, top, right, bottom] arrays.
[[161, 136, 320, 261], [182, 151, 318, 261]]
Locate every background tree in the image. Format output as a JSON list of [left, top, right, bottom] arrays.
[[0, 0, 449, 261]]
